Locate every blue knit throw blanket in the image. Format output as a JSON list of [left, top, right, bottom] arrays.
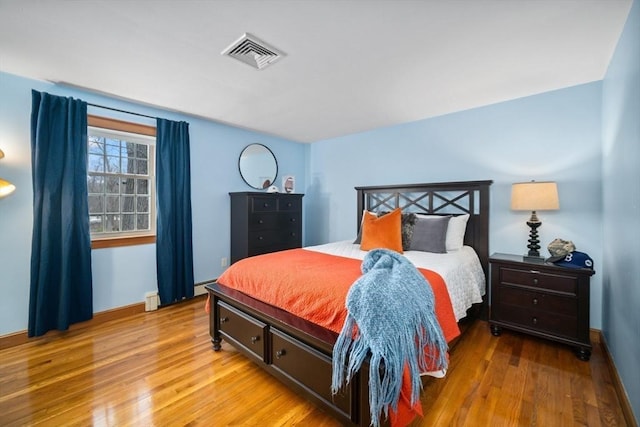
[[331, 249, 448, 427]]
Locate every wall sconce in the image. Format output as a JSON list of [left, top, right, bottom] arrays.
[[0, 149, 17, 198], [511, 180, 559, 262]]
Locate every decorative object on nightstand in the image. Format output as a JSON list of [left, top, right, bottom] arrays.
[[511, 181, 559, 263], [488, 253, 595, 360], [0, 149, 17, 198], [546, 238, 575, 261]]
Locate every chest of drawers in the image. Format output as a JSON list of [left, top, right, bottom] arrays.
[[488, 253, 595, 360], [229, 192, 304, 264]]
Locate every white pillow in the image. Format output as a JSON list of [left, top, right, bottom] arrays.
[[415, 213, 470, 252]]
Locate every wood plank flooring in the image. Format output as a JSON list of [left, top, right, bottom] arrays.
[[0, 296, 628, 426]]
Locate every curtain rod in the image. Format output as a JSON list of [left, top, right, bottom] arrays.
[[87, 103, 158, 121]]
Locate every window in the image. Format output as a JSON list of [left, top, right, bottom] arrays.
[[87, 115, 156, 248]]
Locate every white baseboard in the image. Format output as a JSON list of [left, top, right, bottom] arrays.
[[195, 281, 215, 297]]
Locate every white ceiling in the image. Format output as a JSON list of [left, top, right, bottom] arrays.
[[0, 0, 632, 143]]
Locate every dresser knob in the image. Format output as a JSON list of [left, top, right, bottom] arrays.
[[532, 298, 538, 305], [251, 335, 260, 344], [258, 219, 264, 224], [276, 349, 286, 359], [263, 203, 269, 208], [532, 278, 539, 285], [290, 218, 296, 222], [220, 316, 229, 324], [532, 317, 538, 325], [287, 202, 292, 207], [258, 236, 263, 240]]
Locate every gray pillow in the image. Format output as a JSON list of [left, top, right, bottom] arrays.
[[409, 215, 451, 253]]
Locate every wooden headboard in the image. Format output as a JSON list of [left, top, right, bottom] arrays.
[[355, 180, 493, 277]]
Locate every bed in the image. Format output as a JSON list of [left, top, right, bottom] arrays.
[[205, 180, 492, 426]]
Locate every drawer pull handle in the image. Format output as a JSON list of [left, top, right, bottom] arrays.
[[258, 219, 264, 224], [287, 202, 292, 207], [532, 317, 538, 325], [533, 278, 539, 285], [251, 336, 260, 344], [290, 218, 296, 222], [532, 298, 538, 305], [263, 203, 269, 207], [290, 233, 296, 237], [258, 236, 264, 240], [220, 316, 229, 324], [276, 349, 286, 359]]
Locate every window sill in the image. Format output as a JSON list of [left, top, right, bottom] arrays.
[[92, 235, 156, 249]]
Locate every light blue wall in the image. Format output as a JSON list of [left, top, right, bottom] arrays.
[[602, 0, 640, 420], [306, 82, 604, 328], [0, 71, 306, 336]]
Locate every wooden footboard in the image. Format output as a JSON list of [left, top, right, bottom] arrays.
[[206, 282, 377, 426]]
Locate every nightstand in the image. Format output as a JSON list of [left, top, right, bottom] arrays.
[[488, 253, 595, 360]]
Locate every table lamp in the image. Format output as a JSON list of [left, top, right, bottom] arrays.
[[511, 180, 559, 262]]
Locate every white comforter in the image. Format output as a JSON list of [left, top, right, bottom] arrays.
[[304, 240, 486, 321]]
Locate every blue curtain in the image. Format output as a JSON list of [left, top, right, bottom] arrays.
[[156, 118, 194, 304], [29, 90, 93, 337]]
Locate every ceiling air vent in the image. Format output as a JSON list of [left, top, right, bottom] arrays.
[[221, 33, 285, 70]]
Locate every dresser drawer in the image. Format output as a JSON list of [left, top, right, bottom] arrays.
[[270, 328, 352, 418], [249, 212, 301, 232], [251, 196, 278, 212], [278, 197, 302, 212], [500, 267, 577, 295], [248, 213, 279, 230], [248, 229, 301, 248], [218, 301, 267, 361], [494, 303, 578, 339], [277, 212, 301, 229], [498, 285, 577, 317]]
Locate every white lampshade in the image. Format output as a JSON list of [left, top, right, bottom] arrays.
[[511, 181, 559, 211]]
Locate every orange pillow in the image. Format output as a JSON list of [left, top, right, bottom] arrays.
[[360, 208, 403, 253]]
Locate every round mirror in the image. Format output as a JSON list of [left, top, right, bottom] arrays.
[[238, 144, 278, 190]]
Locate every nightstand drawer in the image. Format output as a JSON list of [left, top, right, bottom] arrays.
[[498, 285, 577, 317], [495, 304, 577, 338], [501, 268, 577, 295]]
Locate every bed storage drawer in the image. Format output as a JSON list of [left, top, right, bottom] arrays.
[[217, 301, 267, 362], [270, 328, 353, 420]]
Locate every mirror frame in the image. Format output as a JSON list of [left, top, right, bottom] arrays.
[[238, 143, 278, 190]]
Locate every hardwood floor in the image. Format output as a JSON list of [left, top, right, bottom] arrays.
[[0, 297, 628, 426]]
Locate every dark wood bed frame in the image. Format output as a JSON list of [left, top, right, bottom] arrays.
[[206, 180, 492, 426]]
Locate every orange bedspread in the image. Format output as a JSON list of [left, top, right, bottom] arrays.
[[216, 248, 460, 344], [213, 248, 461, 427]]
